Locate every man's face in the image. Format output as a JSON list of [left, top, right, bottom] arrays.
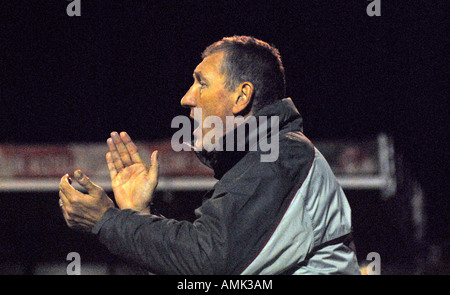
[[181, 51, 236, 150]]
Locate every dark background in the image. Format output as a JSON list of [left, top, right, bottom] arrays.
[[0, 1, 448, 274]]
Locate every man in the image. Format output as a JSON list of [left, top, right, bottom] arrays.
[[59, 36, 360, 274]]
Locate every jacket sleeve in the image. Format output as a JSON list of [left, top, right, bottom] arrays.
[[91, 204, 228, 275]]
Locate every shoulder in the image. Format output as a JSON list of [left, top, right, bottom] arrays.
[[279, 131, 315, 161], [269, 131, 316, 178], [217, 131, 316, 192]]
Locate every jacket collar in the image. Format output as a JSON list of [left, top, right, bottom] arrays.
[[195, 98, 303, 179]]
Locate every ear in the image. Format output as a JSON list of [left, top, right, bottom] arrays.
[[232, 82, 254, 115]]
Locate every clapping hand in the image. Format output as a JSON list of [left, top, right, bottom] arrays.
[[59, 171, 115, 232], [106, 131, 159, 214]]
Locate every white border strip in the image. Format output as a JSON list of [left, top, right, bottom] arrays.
[[0, 176, 389, 192]]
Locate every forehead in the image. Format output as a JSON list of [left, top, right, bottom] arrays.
[[194, 51, 225, 75]]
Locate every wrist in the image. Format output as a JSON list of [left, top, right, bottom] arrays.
[[117, 202, 151, 214]]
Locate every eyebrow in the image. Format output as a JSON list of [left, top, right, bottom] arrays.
[[193, 70, 208, 82]]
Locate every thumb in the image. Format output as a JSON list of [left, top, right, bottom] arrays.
[[148, 150, 159, 184], [74, 170, 103, 196]]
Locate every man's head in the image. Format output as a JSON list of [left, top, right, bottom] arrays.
[[181, 36, 286, 150], [202, 36, 286, 112]]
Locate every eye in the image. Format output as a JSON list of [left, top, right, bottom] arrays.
[[199, 81, 207, 89]]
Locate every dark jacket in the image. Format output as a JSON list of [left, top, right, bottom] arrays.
[[92, 98, 360, 275]]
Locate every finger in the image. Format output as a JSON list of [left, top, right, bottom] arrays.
[[74, 169, 103, 197], [107, 137, 124, 171], [59, 190, 70, 208], [111, 131, 133, 166], [148, 150, 159, 184], [120, 131, 143, 164], [106, 152, 118, 179], [59, 174, 78, 201], [59, 190, 74, 226], [61, 205, 72, 227]]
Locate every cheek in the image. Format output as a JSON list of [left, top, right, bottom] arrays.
[[199, 88, 233, 120], [197, 92, 215, 116]]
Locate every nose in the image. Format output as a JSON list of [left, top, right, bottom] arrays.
[[180, 85, 197, 109]]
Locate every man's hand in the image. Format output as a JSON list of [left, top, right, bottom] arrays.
[[106, 131, 159, 214], [59, 170, 115, 232]]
